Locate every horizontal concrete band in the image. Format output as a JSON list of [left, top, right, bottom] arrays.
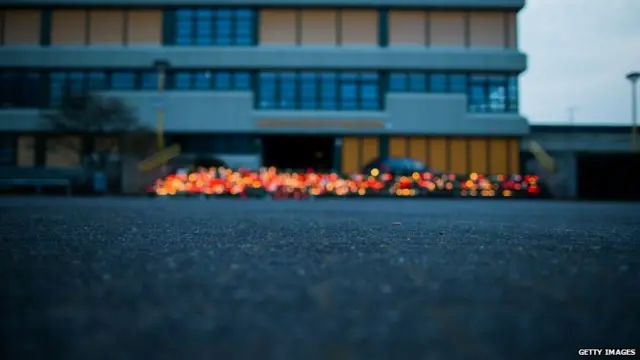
[[0, 92, 529, 135], [0, 47, 527, 72], [3, 0, 525, 9]]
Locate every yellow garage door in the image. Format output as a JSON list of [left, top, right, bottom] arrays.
[[449, 138, 468, 174], [389, 136, 407, 158], [428, 137, 447, 172], [360, 137, 379, 167], [409, 137, 428, 165], [489, 138, 508, 174], [341, 137, 359, 174], [468, 138, 488, 174]]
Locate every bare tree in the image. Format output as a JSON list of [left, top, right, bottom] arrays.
[[41, 93, 156, 171]]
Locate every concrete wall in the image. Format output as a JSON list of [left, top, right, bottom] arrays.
[[523, 151, 577, 199], [0, 91, 529, 136], [5, 0, 525, 9], [524, 132, 636, 153], [0, 47, 526, 72]]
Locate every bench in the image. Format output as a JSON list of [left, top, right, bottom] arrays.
[[0, 178, 72, 195]]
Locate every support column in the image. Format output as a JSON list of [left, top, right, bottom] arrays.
[[333, 137, 342, 173]]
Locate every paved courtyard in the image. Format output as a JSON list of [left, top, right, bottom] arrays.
[[1, 197, 639, 360]]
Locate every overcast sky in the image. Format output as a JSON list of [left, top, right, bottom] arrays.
[[519, 0, 639, 124]]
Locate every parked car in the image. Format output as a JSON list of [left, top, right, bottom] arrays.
[[362, 157, 436, 176]]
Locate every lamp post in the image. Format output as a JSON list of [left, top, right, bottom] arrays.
[[627, 72, 640, 152], [153, 60, 170, 152]]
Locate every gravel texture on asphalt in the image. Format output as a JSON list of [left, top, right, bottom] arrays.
[[1, 197, 639, 360]]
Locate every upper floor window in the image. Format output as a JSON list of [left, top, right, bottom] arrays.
[[171, 71, 252, 90], [388, 72, 517, 113], [0, 71, 44, 108], [175, 9, 255, 46], [48, 70, 165, 107], [389, 72, 468, 94], [257, 71, 380, 111]]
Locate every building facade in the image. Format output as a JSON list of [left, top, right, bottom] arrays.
[[0, 0, 528, 175]]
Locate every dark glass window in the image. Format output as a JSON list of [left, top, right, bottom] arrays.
[[49, 72, 67, 107], [194, 71, 212, 89], [87, 72, 107, 91], [258, 72, 277, 109], [389, 73, 407, 91], [408, 73, 427, 92], [233, 72, 251, 90], [0, 71, 43, 108], [387, 72, 515, 113], [449, 73, 467, 93], [68, 72, 85, 96], [469, 74, 511, 113], [174, 8, 255, 46], [508, 76, 518, 112], [257, 71, 381, 111], [174, 72, 193, 89], [141, 72, 159, 90], [319, 72, 337, 110], [169, 70, 251, 90], [279, 72, 297, 109], [110, 72, 136, 90], [469, 84, 487, 113], [213, 72, 232, 89], [0, 134, 16, 166], [429, 73, 447, 92], [300, 72, 318, 110]]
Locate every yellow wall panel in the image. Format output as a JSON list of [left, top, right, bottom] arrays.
[[449, 138, 468, 174], [52, 10, 87, 45], [389, 137, 407, 158], [429, 137, 447, 172], [469, 138, 488, 174], [4, 10, 41, 45], [17, 136, 35, 167], [341, 137, 359, 174], [508, 138, 520, 174], [301, 10, 337, 45], [489, 139, 508, 174], [506, 12, 517, 48], [389, 11, 426, 45], [340, 10, 378, 45], [127, 10, 161, 44], [409, 137, 428, 164], [360, 137, 379, 167], [429, 12, 465, 46], [469, 12, 505, 47], [46, 136, 81, 168], [260, 9, 297, 44], [89, 10, 124, 44]]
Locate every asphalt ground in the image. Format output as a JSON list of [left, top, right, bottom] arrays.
[[1, 197, 639, 360]]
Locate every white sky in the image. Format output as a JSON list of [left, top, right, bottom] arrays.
[[519, 0, 640, 124]]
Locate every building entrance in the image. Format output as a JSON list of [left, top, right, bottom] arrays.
[[261, 135, 334, 172]]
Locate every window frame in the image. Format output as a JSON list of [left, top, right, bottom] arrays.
[[0, 69, 46, 108], [256, 70, 382, 111], [172, 8, 256, 47], [386, 71, 518, 113]]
